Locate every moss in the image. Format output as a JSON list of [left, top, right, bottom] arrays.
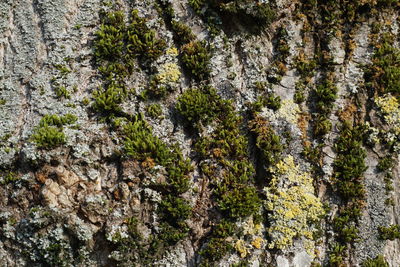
[[54, 85, 71, 99], [189, 0, 275, 32], [145, 103, 163, 119], [249, 85, 282, 113], [123, 115, 192, 194], [366, 35, 400, 97], [92, 8, 166, 116], [314, 79, 338, 115], [92, 83, 127, 116], [332, 123, 367, 201], [294, 52, 317, 78], [181, 40, 211, 81], [329, 122, 367, 260], [177, 85, 261, 262], [158, 195, 191, 244], [176, 87, 222, 127], [378, 224, 400, 240], [328, 243, 346, 267], [217, 186, 260, 219], [249, 115, 283, 167], [199, 238, 232, 264], [31, 114, 77, 149], [171, 20, 196, 44], [377, 156, 394, 172], [93, 11, 125, 61], [39, 114, 77, 127], [314, 115, 332, 136], [54, 64, 71, 75], [126, 10, 167, 62], [362, 255, 389, 267], [0, 171, 20, 185]]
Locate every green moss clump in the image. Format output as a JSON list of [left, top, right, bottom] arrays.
[[121, 115, 192, 247], [171, 20, 196, 44], [314, 115, 332, 136], [158, 195, 191, 244], [92, 83, 127, 116], [32, 126, 66, 149], [92, 9, 167, 117], [365, 35, 400, 97], [181, 41, 211, 81], [189, 0, 275, 32], [175, 85, 261, 262], [251, 82, 282, 112], [314, 79, 338, 114], [378, 224, 400, 240], [126, 10, 167, 62], [123, 115, 191, 194], [362, 255, 389, 267], [249, 115, 283, 167], [377, 156, 394, 172], [217, 186, 260, 218], [329, 122, 367, 259], [145, 103, 163, 119], [312, 78, 337, 137], [54, 85, 71, 99], [94, 11, 125, 61], [31, 114, 77, 149], [332, 123, 367, 201], [1, 172, 20, 185], [39, 114, 77, 127], [176, 87, 222, 127]]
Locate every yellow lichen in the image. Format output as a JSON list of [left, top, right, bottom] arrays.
[[234, 239, 248, 258], [251, 237, 264, 249], [263, 99, 300, 125], [156, 63, 181, 84], [166, 47, 179, 56], [375, 94, 400, 135], [264, 155, 325, 255]]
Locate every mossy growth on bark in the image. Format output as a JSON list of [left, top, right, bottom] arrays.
[[31, 114, 77, 149]]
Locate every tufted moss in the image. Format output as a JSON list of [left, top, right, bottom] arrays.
[[362, 255, 389, 267], [332, 123, 367, 201], [94, 11, 125, 61], [249, 115, 283, 167], [145, 103, 163, 119], [176, 85, 261, 261], [54, 85, 71, 99], [92, 83, 127, 116], [158, 195, 191, 244], [176, 87, 224, 127], [312, 78, 338, 137], [189, 0, 275, 32], [365, 35, 400, 97], [126, 10, 167, 62], [31, 114, 77, 149], [217, 186, 260, 219], [181, 41, 211, 81], [328, 122, 367, 260], [171, 20, 196, 44], [92, 8, 167, 116], [378, 224, 400, 240]]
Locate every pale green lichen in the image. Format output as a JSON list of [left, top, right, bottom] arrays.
[[264, 155, 325, 255], [156, 63, 181, 84], [375, 94, 400, 135], [263, 99, 300, 125]]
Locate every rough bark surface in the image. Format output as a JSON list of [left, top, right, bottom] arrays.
[[0, 0, 399, 266]]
